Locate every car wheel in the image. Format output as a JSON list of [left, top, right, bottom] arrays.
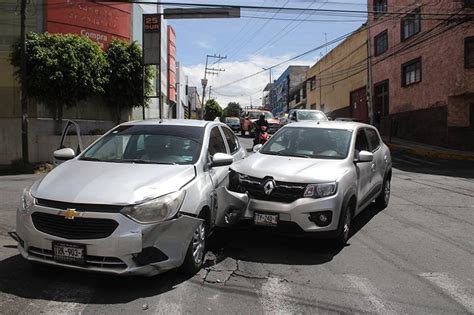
[[181, 220, 207, 275], [334, 203, 352, 247], [375, 176, 391, 210]]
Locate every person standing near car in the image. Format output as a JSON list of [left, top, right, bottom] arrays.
[[254, 114, 269, 145]]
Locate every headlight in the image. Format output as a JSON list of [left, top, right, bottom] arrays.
[[121, 191, 186, 224], [304, 183, 337, 198], [20, 186, 35, 213]]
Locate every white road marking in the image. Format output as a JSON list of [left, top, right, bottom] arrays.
[[345, 275, 397, 315], [259, 276, 294, 315], [420, 272, 474, 313]]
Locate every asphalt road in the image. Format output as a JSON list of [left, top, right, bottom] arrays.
[[0, 135, 473, 314]]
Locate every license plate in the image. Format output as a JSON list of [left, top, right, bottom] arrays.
[[53, 242, 86, 265], [254, 212, 278, 227]]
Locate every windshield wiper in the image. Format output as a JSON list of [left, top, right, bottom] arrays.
[[119, 159, 177, 165], [261, 151, 311, 158], [80, 157, 105, 162]]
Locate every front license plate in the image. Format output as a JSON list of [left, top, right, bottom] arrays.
[[254, 212, 278, 227], [53, 242, 86, 265]]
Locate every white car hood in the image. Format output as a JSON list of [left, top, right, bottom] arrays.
[[232, 153, 348, 183], [32, 159, 195, 205]]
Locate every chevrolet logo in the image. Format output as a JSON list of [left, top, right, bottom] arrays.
[[62, 208, 81, 220]]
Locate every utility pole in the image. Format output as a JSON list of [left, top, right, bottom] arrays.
[[366, 18, 374, 125], [201, 54, 226, 119], [20, 0, 28, 163], [208, 86, 212, 100]]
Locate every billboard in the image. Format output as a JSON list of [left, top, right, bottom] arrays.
[[46, 0, 131, 49], [167, 25, 176, 103]]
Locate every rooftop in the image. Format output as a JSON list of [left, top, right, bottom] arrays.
[[122, 119, 210, 127]]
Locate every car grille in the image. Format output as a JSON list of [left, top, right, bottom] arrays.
[[32, 212, 119, 240], [36, 199, 123, 213], [28, 246, 127, 269], [239, 175, 306, 203]]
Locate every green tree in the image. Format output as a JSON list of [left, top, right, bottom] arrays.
[[222, 101, 241, 119], [204, 99, 222, 121], [105, 40, 153, 123], [10, 32, 108, 132]]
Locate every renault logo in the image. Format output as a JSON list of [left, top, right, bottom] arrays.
[[263, 179, 276, 195], [63, 208, 81, 220]]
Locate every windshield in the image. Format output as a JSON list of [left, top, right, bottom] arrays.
[[80, 125, 204, 165], [225, 117, 240, 123], [297, 111, 327, 121], [260, 127, 352, 159], [249, 111, 274, 119]]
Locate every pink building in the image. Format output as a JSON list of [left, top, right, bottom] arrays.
[[369, 0, 474, 150]]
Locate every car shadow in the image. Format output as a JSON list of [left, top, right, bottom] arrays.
[[206, 204, 382, 266], [0, 253, 192, 305]]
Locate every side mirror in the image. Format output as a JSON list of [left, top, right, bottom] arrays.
[[54, 148, 76, 161], [209, 153, 233, 167], [253, 144, 263, 152], [355, 150, 373, 163]]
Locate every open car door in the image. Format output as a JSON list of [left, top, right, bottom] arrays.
[[54, 120, 83, 166]]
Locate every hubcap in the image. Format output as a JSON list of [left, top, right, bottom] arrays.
[[343, 210, 351, 241], [384, 180, 391, 204], [192, 223, 206, 265]]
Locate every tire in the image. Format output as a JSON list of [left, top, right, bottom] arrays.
[[180, 220, 207, 275], [333, 203, 352, 247], [375, 176, 391, 210]]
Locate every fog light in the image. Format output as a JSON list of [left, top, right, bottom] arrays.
[[309, 211, 332, 227]]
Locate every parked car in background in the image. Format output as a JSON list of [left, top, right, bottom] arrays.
[[278, 112, 289, 125], [229, 121, 392, 245], [288, 109, 328, 123], [224, 117, 241, 132], [240, 110, 281, 136], [14, 119, 248, 276]]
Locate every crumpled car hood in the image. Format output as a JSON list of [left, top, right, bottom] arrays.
[[232, 153, 348, 183], [32, 159, 195, 205]]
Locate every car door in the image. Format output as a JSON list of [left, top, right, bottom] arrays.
[[365, 127, 384, 194], [54, 120, 84, 166], [354, 128, 373, 214]]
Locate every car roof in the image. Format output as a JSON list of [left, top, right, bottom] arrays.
[[285, 120, 374, 130], [121, 119, 210, 128]]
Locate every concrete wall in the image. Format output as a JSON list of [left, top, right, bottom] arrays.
[[306, 25, 368, 115], [368, 0, 474, 149]]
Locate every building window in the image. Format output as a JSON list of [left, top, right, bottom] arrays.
[[401, 8, 421, 41], [402, 57, 422, 87], [374, 80, 389, 119], [374, 0, 387, 17], [374, 30, 388, 56], [309, 76, 316, 90], [465, 36, 474, 68]]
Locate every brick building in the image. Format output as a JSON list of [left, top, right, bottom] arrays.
[[369, 0, 474, 150]]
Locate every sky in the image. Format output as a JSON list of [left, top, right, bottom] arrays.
[[164, 0, 368, 107]]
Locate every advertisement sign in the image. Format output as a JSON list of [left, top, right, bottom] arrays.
[[167, 26, 176, 103], [143, 14, 160, 65], [46, 0, 131, 49]]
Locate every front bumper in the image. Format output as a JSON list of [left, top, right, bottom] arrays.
[[15, 205, 202, 276], [242, 192, 343, 234]]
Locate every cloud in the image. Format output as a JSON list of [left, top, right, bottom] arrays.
[[193, 40, 213, 49], [182, 54, 316, 109]]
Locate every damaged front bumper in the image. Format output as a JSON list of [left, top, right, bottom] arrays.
[[15, 205, 202, 276]]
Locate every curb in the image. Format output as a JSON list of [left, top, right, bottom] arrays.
[[387, 143, 474, 161]]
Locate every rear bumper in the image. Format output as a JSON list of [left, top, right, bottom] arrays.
[[15, 205, 201, 276]]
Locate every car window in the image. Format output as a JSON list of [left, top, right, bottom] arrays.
[[355, 129, 370, 152], [222, 127, 239, 154], [208, 127, 227, 156], [261, 127, 352, 159], [81, 125, 203, 164], [365, 128, 381, 152]]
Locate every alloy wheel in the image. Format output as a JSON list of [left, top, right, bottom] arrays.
[[342, 210, 351, 242], [192, 222, 206, 265], [384, 180, 391, 204]]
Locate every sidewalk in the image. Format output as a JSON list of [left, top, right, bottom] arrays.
[[383, 137, 474, 161]]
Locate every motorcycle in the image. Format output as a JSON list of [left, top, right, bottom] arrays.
[[253, 125, 270, 146]]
